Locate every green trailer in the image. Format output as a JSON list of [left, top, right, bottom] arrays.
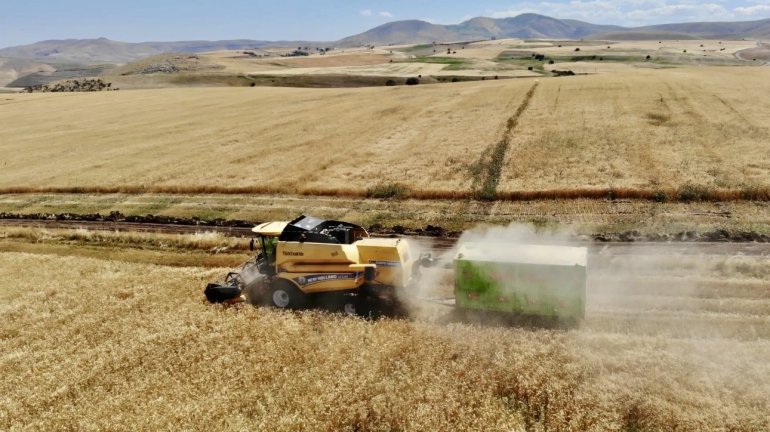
[[454, 243, 587, 320]]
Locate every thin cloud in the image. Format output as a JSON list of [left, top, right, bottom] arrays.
[[735, 4, 770, 15], [361, 9, 393, 19], [486, 1, 770, 26]]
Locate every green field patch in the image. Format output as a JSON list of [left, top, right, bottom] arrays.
[[401, 44, 433, 52], [405, 56, 471, 69]]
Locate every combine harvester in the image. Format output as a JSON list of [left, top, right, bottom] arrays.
[[205, 215, 587, 323]]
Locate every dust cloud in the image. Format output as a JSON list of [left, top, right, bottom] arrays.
[[399, 223, 770, 427]]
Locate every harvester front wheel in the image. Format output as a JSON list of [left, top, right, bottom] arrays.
[[342, 297, 360, 316], [268, 280, 309, 310]]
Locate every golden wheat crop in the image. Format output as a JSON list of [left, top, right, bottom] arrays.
[[0, 226, 245, 251], [0, 227, 249, 269], [1, 244, 768, 431], [501, 67, 770, 194], [0, 80, 527, 194]]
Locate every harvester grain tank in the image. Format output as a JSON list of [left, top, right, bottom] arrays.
[[454, 243, 587, 321]]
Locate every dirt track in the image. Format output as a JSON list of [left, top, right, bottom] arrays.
[[735, 40, 770, 63]]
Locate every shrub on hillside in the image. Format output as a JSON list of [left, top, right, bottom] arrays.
[[366, 183, 411, 199], [677, 184, 710, 202]]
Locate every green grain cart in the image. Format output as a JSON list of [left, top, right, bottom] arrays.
[[454, 243, 587, 321]]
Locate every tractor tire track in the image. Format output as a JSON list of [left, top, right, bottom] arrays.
[[470, 82, 539, 200]]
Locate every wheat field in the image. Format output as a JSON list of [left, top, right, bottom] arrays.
[[502, 67, 770, 192], [3, 35, 770, 432], [1, 244, 768, 431], [1, 66, 768, 199]]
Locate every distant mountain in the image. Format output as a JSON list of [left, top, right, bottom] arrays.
[[634, 18, 770, 39], [338, 14, 622, 46], [339, 13, 770, 45], [338, 20, 459, 47], [0, 38, 318, 64]]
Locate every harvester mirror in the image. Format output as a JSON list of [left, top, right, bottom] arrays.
[[249, 238, 255, 252]]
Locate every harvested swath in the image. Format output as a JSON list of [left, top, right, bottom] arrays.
[[0, 226, 247, 252]]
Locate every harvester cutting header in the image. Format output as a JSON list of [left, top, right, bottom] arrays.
[[205, 215, 587, 322]]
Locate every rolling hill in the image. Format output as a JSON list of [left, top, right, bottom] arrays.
[[0, 38, 319, 64], [0, 57, 56, 87], [1, 12, 768, 87]]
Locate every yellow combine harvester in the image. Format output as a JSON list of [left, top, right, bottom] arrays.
[[205, 215, 422, 315], [206, 214, 588, 323]]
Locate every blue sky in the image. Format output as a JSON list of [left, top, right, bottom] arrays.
[[2, 1, 770, 48]]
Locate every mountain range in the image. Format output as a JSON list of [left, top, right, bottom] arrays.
[[1, 13, 769, 66], [339, 13, 770, 45]]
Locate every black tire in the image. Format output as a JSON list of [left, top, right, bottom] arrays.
[[267, 280, 309, 310], [340, 295, 362, 316], [314, 292, 360, 316]]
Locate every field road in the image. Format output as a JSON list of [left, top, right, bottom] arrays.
[[735, 40, 770, 64]]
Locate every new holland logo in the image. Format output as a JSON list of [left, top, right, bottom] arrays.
[[293, 273, 361, 287]]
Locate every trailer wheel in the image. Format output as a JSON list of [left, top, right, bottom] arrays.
[[268, 280, 309, 310]]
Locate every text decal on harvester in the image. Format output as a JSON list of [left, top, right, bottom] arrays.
[[293, 273, 361, 287]]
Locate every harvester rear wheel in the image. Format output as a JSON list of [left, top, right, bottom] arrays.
[[313, 292, 361, 316], [268, 280, 309, 310]]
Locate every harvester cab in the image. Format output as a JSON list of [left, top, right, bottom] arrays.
[[250, 221, 285, 276]]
